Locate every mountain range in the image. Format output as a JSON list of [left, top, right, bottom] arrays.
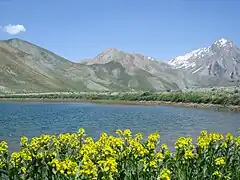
[[0, 38, 239, 93]]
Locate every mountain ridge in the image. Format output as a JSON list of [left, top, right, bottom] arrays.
[[169, 38, 240, 87], [0, 37, 240, 93], [0, 38, 184, 93]]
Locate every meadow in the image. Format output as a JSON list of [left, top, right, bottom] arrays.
[[0, 129, 240, 179], [1, 90, 240, 106]]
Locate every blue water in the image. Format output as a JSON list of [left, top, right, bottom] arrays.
[[0, 102, 240, 152]]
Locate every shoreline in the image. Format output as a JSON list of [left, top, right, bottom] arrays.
[[1, 98, 240, 112]]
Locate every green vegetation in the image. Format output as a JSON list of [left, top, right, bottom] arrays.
[[1, 90, 240, 106], [1, 38, 185, 93], [0, 129, 240, 179]]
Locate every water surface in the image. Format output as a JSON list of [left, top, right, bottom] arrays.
[[0, 102, 240, 151]]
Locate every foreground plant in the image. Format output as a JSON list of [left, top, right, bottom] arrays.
[[0, 129, 240, 180]]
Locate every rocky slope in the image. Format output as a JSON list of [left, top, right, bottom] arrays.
[[81, 48, 188, 89], [0, 38, 184, 93], [169, 38, 240, 87], [1, 38, 240, 93]]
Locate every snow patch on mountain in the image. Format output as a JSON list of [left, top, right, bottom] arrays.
[[169, 38, 232, 69], [215, 38, 228, 46], [169, 47, 210, 68], [192, 66, 203, 74], [147, 56, 154, 61]]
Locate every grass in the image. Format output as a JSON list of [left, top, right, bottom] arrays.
[[1, 90, 240, 106], [0, 129, 240, 179]]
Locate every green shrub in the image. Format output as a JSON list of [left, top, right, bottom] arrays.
[[0, 129, 240, 179]]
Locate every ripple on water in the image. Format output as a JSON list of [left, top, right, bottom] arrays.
[[0, 102, 240, 152]]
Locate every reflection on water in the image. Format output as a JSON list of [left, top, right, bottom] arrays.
[[0, 102, 240, 152]]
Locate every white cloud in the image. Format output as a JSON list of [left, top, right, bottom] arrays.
[[3, 24, 26, 35]]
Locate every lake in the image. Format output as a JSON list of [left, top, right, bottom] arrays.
[[0, 102, 240, 152]]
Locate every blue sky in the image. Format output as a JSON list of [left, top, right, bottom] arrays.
[[0, 0, 240, 61]]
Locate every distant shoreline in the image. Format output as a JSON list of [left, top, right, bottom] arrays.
[[0, 98, 240, 112]]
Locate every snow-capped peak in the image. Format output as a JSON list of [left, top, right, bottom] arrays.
[[169, 38, 234, 69], [216, 38, 228, 45], [169, 47, 210, 68], [214, 38, 232, 48]]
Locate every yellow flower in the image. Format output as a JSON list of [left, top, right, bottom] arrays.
[[165, 149, 172, 157], [36, 152, 43, 159], [184, 149, 194, 159], [215, 157, 225, 166], [160, 168, 171, 180], [116, 129, 123, 136], [10, 152, 22, 167], [20, 136, 28, 147], [226, 133, 233, 143], [135, 133, 143, 141], [155, 152, 164, 162], [78, 128, 86, 137], [49, 158, 59, 168], [175, 137, 192, 150], [147, 132, 160, 150], [197, 131, 224, 150], [18, 149, 32, 162], [148, 132, 160, 142], [209, 132, 224, 143], [0, 141, 8, 153], [220, 142, 227, 148], [80, 155, 98, 178], [85, 137, 94, 144], [112, 137, 124, 149], [107, 157, 118, 173], [149, 160, 157, 168], [29, 137, 41, 151], [39, 134, 51, 147], [235, 136, 240, 147], [147, 141, 155, 150], [128, 138, 148, 157], [197, 134, 210, 150], [54, 159, 78, 176], [161, 144, 168, 150], [200, 130, 207, 136], [123, 129, 132, 138], [212, 171, 222, 177], [52, 136, 60, 149], [99, 132, 108, 142], [3, 128, 240, 179], [103, 145, 115, 156]]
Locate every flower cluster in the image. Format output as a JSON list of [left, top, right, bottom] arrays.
[[0, 129, 239, 179]]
